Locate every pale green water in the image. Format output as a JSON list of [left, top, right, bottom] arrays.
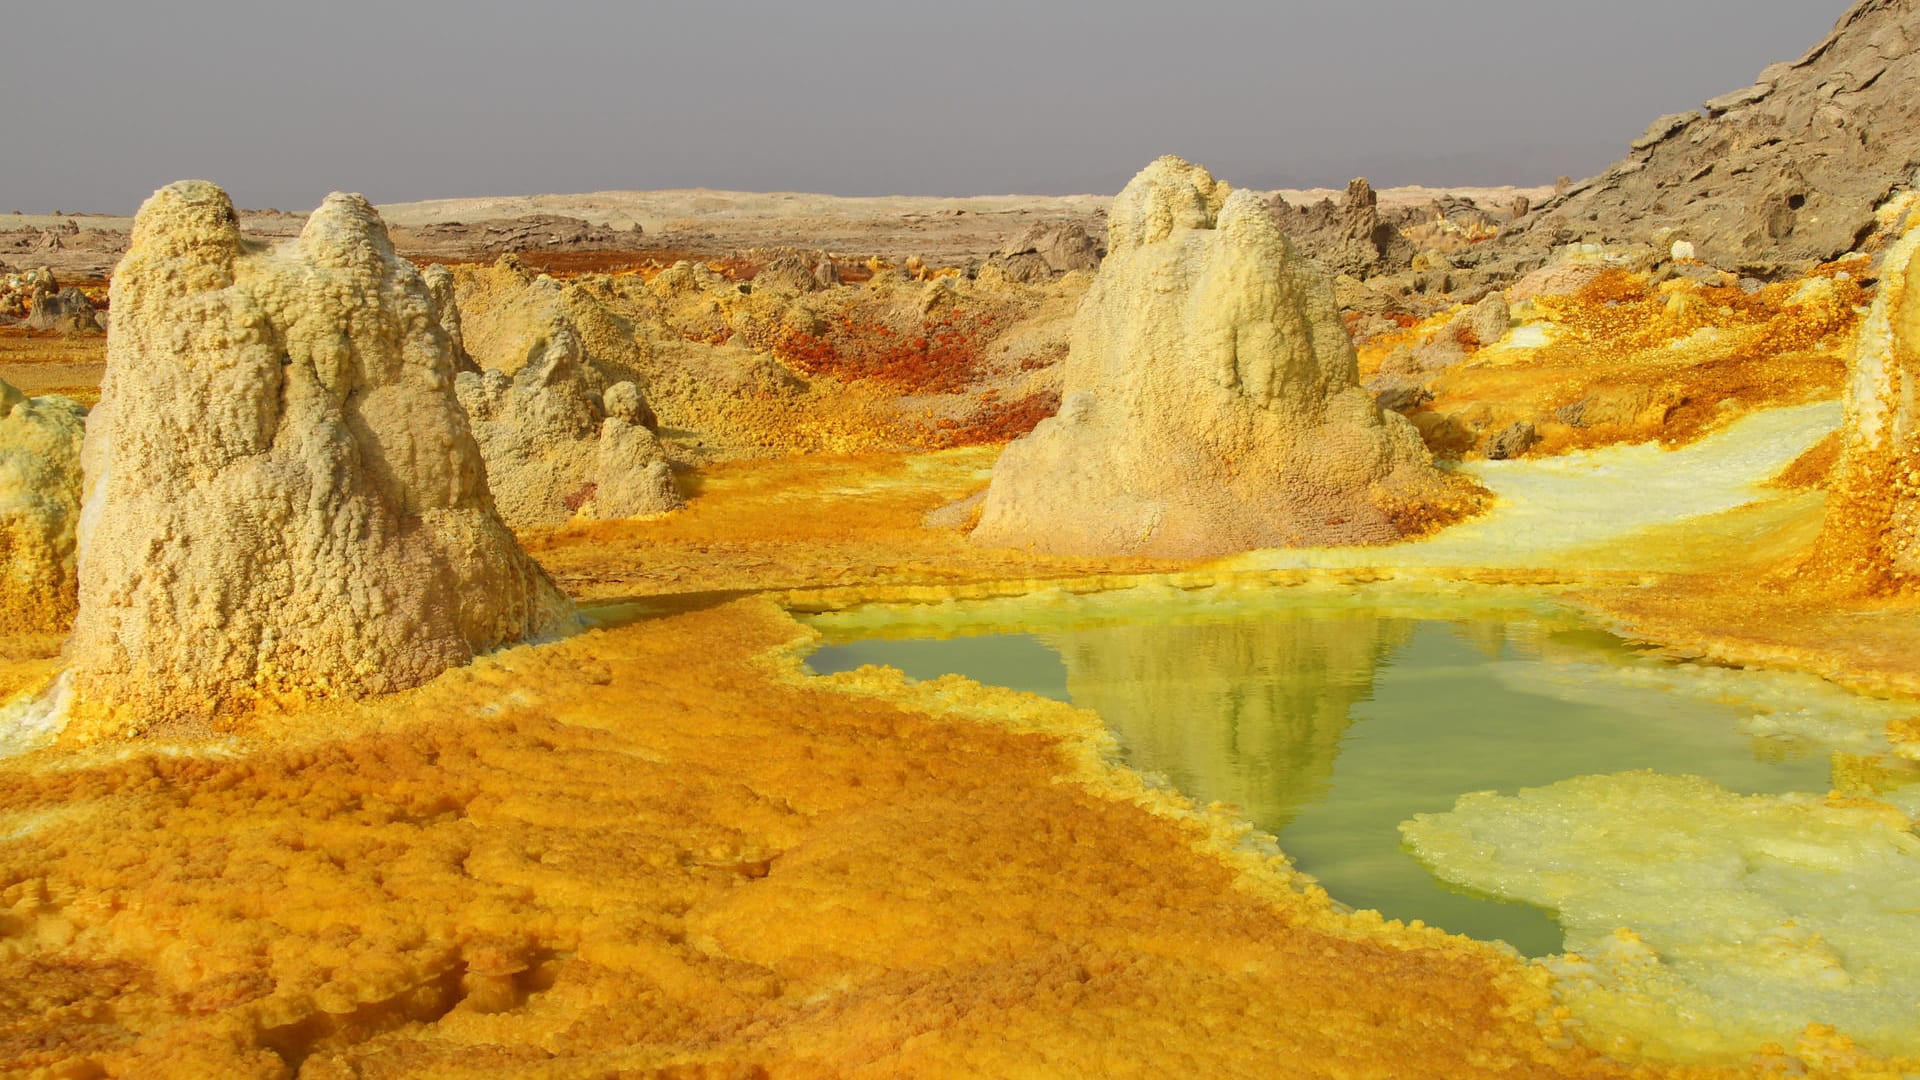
[[804, 590, 1874, 956]]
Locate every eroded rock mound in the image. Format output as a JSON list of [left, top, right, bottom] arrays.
[[420, 263, 476, 371], [22, 285, 103, 333], [69, 181, 575, 727], [0, 378, 84, 633], [1270, 177, 1414, 280], [445, 257, 682, 526], [0, 267, 100, 332], [456, 256, 650, 381], [1527, 0, 1920, 273], [1804, 212, 1920, 589], [748, 248, 839, 293], [456, 326, 682, 528], [981, 222, 1104, 283], [971, 157, 1474, 557]]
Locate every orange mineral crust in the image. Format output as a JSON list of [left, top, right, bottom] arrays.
[[0, 597, 1690, 1079], [1365, 266, 1864, 462], [0, 326, 104, 407]]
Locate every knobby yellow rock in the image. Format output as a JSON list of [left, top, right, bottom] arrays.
[[973, 157, 1481, 557], [66, 181, 574, 730]]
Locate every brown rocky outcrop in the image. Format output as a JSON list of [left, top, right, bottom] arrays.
[[390, 214, 643, 258], [1, 267, 102, 333], [1269, 177, 1415, 279], [980, 221, 1105, 283], [1525, 0, 1920, 274]]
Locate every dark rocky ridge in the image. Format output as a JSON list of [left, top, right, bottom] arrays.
[[1522, 0, 1920, 274]]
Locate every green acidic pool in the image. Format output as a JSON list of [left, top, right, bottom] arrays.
[[803, 586, 1888, 957]]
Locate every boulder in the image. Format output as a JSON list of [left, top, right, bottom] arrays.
[[21, 286, 103, 333], [67, 181, 574, 727], [1007, 221, 1104, 272], [970, 156, 1475, 557], [1461, 292, 1511, 347], [1482, 420, 1540, 460], [977, 222, 1104, 284], [750, 248, 837, 293], [0, 378, 84, 633]]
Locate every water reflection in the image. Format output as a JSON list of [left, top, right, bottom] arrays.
[[806, 587, 1890, 955], [1049, 613, 1412, 831]]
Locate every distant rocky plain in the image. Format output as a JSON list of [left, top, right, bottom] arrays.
[[1, 182, 1549, 280]]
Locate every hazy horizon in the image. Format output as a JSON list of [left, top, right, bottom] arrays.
[[2, 0, 1855, 214]]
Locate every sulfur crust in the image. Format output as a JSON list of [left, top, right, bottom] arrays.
[[0, 594, 1684, 1078], [8, 199, 1920, 1075], [0, 423, 1914, 1075], [1801, 212, 1920, 590]]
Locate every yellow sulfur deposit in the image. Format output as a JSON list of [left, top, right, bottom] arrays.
[[1403, 772, 1920, 1062], [0, 597, 1651, 1078]]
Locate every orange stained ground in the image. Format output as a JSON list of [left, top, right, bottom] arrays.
[[0, 443, 1761, 1079], [1364, 268, 1865, 461], [0, 327, 103, 407], [5, 445, 1918, 1077], [9, 259, 1920, 1075], [0, 604, 1672, 1077]]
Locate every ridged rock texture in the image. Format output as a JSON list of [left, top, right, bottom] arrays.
[[420, 262, 476, 372], [1269, 177, 1415, 280], [0, 378, 84, 633], [446, 257, 682, 527], [1806, 211, 1920, 589], [456, 256, 650, 382], [1526, 0, 1920, 273], [980, 222, 1104, 283], [68, 181, 575, 727], [456, 326, 682, 528], [971, 157, 1470, 557]]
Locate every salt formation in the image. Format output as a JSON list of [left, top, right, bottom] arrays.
[[420, 263, 476, 371], [1805, 213, 1920, 588], [457, 256, 649, 381], [0, 378, 84, 632], [456, 329, 682, 528], [1402, 772, 1920, 1060], [444, 257, 682, 527], [971, 156, 1470, 556], [68, 181, 574, 725]]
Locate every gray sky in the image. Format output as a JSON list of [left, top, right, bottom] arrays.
[[2, 0, 1856, 213]]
